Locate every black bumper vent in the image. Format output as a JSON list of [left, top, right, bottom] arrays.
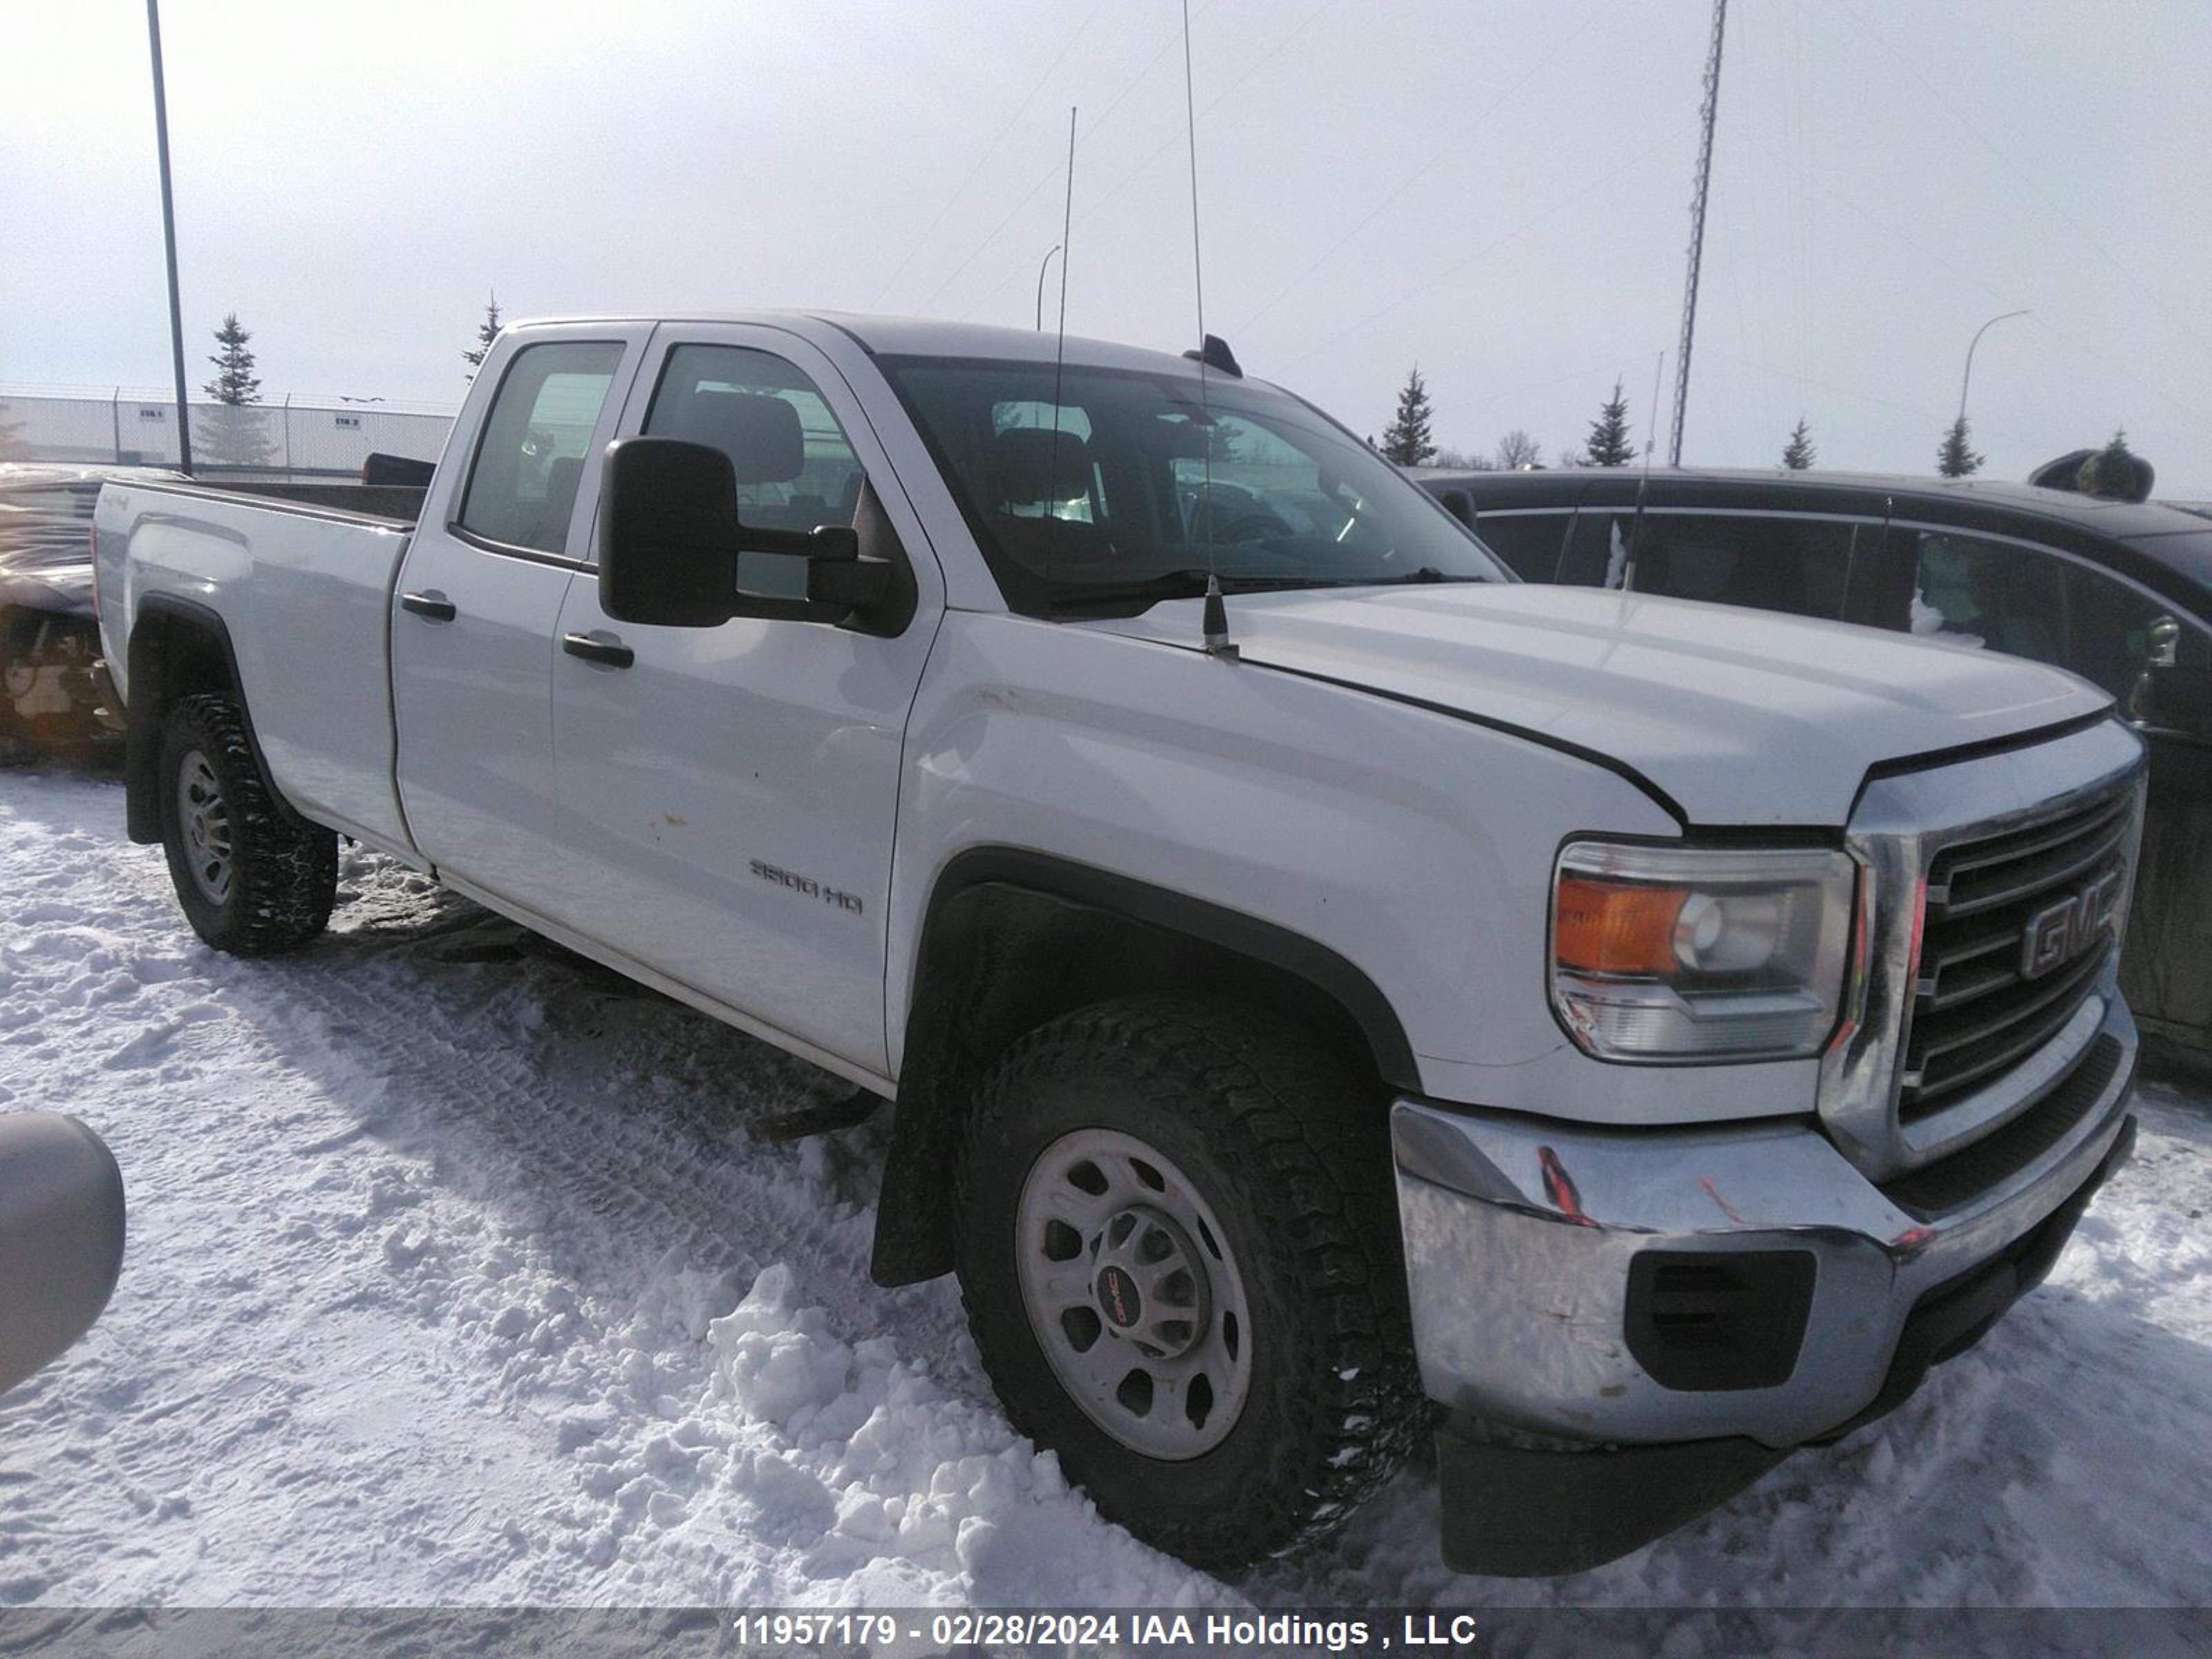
[[1624, 1250, 1817, 1392]]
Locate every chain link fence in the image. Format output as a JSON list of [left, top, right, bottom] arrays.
[[0, 387, 455, 480]]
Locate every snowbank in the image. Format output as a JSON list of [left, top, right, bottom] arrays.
[[1, 766, 2206, 1610]]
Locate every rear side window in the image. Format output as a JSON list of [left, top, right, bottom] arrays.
[[1909, 531, 2069, 670], [1562, 510, 1857, 621], [1470, 510, 1573, 580], [457, 341, 624, 554]]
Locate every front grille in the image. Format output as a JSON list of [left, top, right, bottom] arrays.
[[1900, 787, 2135, 1120], [1882, 1034, 2126, 1216]]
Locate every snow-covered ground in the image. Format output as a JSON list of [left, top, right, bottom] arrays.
[[1, 763, 2207, 1610]]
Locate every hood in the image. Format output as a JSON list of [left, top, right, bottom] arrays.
[[1076, 583, 2110, 826]]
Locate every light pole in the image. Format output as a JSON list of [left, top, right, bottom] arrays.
[[146, 0, 192, 474], [1034, 244, 1062, 332], [1958, 310, 2029, 425]]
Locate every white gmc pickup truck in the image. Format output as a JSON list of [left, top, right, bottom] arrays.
[[95, 314, 2145, 1575]]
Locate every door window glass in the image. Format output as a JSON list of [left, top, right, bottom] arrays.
[[1557, 511, 1856, 620], [2064, 564, 2211, 679], [457, 341, 624, 553], [1631, 514, 1855, 620], [1909, 532, 2068, 671], [646, 345, 870, 602], [2061, 563, 2211, 705], [648, 345, 866, 534]]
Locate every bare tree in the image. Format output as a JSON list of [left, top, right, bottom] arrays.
[[1495, 430, 1544, 470], [1429, 447, 1494, 471]]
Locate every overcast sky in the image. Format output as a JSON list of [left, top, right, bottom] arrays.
[[6, 0, 2208, 493]]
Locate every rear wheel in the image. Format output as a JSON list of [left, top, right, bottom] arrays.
[[157, 693, 337, 954], [955, 995, 1424, 1569]]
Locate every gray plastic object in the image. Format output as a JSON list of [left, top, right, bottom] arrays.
[[0, 1113, 125, 1396]]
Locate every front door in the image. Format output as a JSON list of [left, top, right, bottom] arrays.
[[1897, 523, 2212, 1060], [550, 326, 944, 1077], [393, 330, 647, 917]]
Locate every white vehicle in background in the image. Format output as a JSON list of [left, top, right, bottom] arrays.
[[95, 312, 2145, 1574]]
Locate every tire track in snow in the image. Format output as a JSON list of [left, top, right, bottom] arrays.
[[1, 778, 1220, 1606]]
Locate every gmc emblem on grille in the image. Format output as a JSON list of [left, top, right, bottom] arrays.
[[2020, 868, 2124, 980]]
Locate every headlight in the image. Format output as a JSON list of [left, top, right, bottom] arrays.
[[1550, 841, 1857, 1062]]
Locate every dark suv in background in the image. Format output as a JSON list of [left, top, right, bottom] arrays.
[[1414, 465, 2212, 1080]]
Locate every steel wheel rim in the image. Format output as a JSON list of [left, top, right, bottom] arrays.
[[176, 749, 234, 905], [1015, 1127, 1254, 1461]]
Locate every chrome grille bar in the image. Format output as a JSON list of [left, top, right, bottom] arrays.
[[1816, 719, 2147, 1185]]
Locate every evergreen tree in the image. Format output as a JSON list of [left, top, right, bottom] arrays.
[[1781, 418, 1815, 470], [2077, 428, 2147, 499], [1380, 365, 1437, 467], [1936, 415, 1983, 478], [1495, 429, 1544, 470], [462, 290, 503, 376], [200, 312, 272, 467], [1583, 379, 1636, 467], [203, 312, 261, 404]]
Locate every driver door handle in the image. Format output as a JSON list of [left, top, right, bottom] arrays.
[[400, 590, 456, 622], [561, 631, 635, 670]]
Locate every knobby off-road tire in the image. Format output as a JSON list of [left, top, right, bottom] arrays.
[[157, 693, 337, 955], [955, 995, 1425, 1570]]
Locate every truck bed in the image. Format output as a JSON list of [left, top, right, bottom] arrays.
[[126, 476, 428, 526], [94, 474, 418, 855]]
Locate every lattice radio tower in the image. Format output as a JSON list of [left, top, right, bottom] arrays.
[[1668, 0, 1727, 468]]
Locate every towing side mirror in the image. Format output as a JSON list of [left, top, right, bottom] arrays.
[[0, 1113, 125, 1398], [599, 437, 892, 630]]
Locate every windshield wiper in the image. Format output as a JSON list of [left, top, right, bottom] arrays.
[[1296, 566, 1490, 588], [1042, 568, 1330, 615]]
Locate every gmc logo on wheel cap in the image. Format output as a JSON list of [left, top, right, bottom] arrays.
[[2020, 868, 2124, 980]]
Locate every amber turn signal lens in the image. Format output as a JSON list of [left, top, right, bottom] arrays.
[[1555, 875, 1688, 976]]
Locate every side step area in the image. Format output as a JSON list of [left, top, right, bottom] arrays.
[[753, 1087, 883, 1143]]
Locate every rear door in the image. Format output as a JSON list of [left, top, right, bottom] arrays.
[[549, 324, 944, 1078], [391, 328, 648, 914]]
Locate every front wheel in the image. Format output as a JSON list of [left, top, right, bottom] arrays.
[[955, 996, 1424, 1569], [157, 693, 337, 955]]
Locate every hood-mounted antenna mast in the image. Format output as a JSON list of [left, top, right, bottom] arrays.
[[1046, 105, 1077, 589], [1179, 0, 1237, 661]]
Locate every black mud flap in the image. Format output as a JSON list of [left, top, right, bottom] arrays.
[[1436, 1418, 1786, 1577]]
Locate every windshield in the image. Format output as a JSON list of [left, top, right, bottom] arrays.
[[877, 355, 1511, 615]]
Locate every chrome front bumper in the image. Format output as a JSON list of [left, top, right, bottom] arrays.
[[1391, 994, 2138, 1450]]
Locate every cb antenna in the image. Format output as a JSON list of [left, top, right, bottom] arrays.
[[1047, 106, 1076, 585], [1622, 351, 1662, 594], [1181, 0, 1235, 659]]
